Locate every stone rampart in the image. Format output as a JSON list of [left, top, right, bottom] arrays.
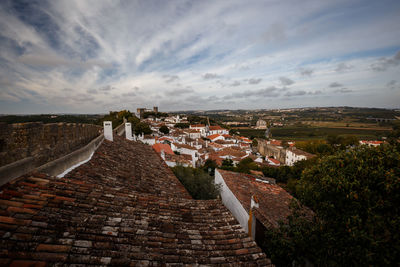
[[257, 140, 286, 164], [0, 122, 101, 167]]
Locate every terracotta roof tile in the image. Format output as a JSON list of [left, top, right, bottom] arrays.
[[207, 134, 222, 140], [0, 136, 271, 265], [218, 169, 310, 229], [152, 143, 174, 155], [209, 126, 224, 131]]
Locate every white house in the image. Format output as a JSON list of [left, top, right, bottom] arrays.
[[208, 125, 229, 135], [190, 124, 207, 136], [184, 129, 201, 139], [207, 134, 225, 142], [285, 147, 315, 166], [171, 143, 199, 167], [137, 134, 156, 145]]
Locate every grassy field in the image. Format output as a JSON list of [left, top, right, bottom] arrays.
[[233, 126, 391, 140], [302, 120, 392, 130]]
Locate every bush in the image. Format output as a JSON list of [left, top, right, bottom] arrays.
[[171, 166, 220, 200], [135, 122, 152, 135], [264, 144, 400, 266], [159, 125, 169, 134]]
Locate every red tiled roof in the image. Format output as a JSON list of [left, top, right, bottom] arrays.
[[208, 142, 224, 149], [0, 136, 271, 265], [287, 147, 315, 158], [267, 157, 281, 165], [207, 134, 222, 140], [209, 125, 224, 131], [165, 153, 192, 165], [215, 140, 235, 145], [190, 124, 205, 128], [218, 169, 310, 228], [173, 143, 197, 150], [222, 134, 233, 139], [238, 136, 252, 143], [269, 140, 282, 146], [360, 140, 383, 145], [158, 136, 174, 142], [152, 143, 174, 155], [184, 129, 201, 133]]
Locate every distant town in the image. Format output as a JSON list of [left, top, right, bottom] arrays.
[[1, 106, 399, 266]]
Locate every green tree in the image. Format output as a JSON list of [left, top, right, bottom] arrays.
[[327, 134, 343, 146], [202, 159, 218, 176], [235, 157, 258, 174], [171, 166, 220, 200], [127, 115, 140, 126], [265, 144, 400, 266], [159, 125, 169, 135], [174, 123, 190, 129], [135, 122, 152, 135], [117, 110, 132, 119], [221, 158, 233, 167], [252, 139, 258, 147]]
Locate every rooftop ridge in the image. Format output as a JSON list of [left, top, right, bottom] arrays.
[[0, 135, 272, 265]]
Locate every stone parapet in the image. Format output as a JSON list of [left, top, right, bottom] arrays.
[[0, 122, 101, 167]]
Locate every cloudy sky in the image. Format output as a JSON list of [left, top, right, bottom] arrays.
[[0, 0, 399, 114]]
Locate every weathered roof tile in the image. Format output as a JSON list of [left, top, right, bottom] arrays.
[[0, 136, 272, 265]]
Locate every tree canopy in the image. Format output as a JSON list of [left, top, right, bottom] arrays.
[[171, 166, 220, 200], [159, 125, 169, 134], [134, 122, 152, 135], [264, 144, 400, 266]]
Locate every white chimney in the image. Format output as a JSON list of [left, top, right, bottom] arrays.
[[103, 121, 113, 141], [125, 123, 133, 140]]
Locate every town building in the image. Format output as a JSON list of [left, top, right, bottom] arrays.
[[255, 119, 267, 129], [359, 140, 384, 147], [285, 147, 315, 166], [215, 169, 311, 247]]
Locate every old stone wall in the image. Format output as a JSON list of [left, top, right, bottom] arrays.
[[0, 122, 102, 167], [257, 140, 286, 164]]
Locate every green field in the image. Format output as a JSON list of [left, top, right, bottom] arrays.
[[233, 126, 391, 140]]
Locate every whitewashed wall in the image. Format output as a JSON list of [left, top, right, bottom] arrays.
[[215, 169, 249, 233]]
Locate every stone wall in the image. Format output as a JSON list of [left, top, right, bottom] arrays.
[[257, 140, 286, 164], [0, 122, 102, 167]]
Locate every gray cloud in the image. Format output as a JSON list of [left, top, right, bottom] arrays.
[[88, 85, 117, 95], [163, 75, 179, 83], [329, 82, 343, 88], [299, 68, 314, 77], [335, 88, 353, 93], [248, 78, 262, 85], [71, 94, 95, 103], [230, 81, 241, 86], [335, 62, 353, 72], [308, 90, 323, 95], [226, 86, 281, 99], [203, 73, 220, 79], [386, 80, 397, 90], [370, 50, 400, 71], [279, 76, 294, 86], [122, 87, 140, 97], [18, 53, 111, 69], [167, 88, 194, 96], [262, 23, 286, 43], [284, 90, 307, 97], [122, 92, 136, 97], [99, 85, 116, 92]]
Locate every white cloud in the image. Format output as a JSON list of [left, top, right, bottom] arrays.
[[0, 0, 399, 113]]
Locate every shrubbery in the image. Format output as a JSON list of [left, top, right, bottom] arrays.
[[263, 144, 400, 266], [171, 166, 220, 200]]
